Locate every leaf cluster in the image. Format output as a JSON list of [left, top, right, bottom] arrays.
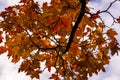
[[0, 0, 120, 80]]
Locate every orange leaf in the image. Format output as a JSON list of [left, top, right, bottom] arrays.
[[84, 15, 94, 27], [43, 39, 50, 46], [46, 15, 59, 26], [44, 54, 51, 59], [99, 22, 105, 28], [97, 52, 103, 58], [71, 63, 78, 70], [52, 21, 62, 33], [0, 46, 7, 55], [69, 43, 79, 56], [11, 55, 20, 63], [46, 59, 55, 72], [61, 14, 72, 31]]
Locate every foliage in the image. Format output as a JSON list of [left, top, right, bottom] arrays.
[[0, 0, 120, 80]]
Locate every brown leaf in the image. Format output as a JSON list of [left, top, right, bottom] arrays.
[[91, 10, 100, 19], [107, 29, 118, 39], [117, 17, 120, 23]]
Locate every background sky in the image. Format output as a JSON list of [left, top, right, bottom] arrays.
[[0, 0, 120, 80]]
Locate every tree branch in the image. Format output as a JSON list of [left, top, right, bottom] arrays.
[[101, 0, 117, 12], [25, 29, 59, 51], [63, 0, 86, 54]]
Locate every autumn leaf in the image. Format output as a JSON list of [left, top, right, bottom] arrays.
[[49, 74, 60, 80], [5, 6, 13, 11], [46, 59, 55, 72], [52, 21, 62, 33], [11, 55, 20, 63], [44, 54, 51, 59], [20, 0, 30, 3], [69, 43, 79, 56], [107, 29, 118, 39], [45, 15, 59, 26], [97, 52, 103, 58], [42, 39, 50, 46], [61, 14, 72, 31], [91, 10, 100, 20], [71, 63, 78, 70], [108, 41, 120, 55], [84, 15, 94, 27], [48, 67, 51, 72], [0, 0, 120, 80], [0, 46, 7, 55], [0, 36, 3, 43], [117, 16, 120, 23], [99, 22, 105, 28]]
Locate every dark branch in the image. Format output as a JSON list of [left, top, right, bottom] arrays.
[[99, 0, 118, 25], [101, 0, 117, 12], [63, 0, 86, 54], [25, 29, 40, 49], [25, 30, 59, 51]]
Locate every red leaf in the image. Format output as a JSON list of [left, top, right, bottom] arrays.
[[0, 36, 3, 43], [5, 6, 13, 11], [48, 66, 51, 72]]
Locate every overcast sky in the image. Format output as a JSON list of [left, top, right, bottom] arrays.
[[0, 0, 120, 80]]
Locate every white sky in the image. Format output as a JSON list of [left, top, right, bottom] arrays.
[[0, 0, 120, 80]]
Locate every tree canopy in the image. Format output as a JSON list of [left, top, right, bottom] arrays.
[[0, 0, 120, 80]]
